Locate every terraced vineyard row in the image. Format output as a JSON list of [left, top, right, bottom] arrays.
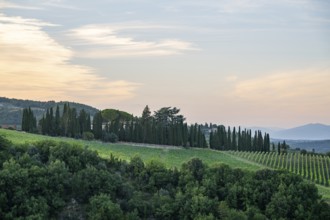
[[228, 151, 330, 186]]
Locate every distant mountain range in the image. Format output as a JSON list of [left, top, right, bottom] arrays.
[[271, 123, 330, 140], [0, 97, 99, 126], [250, 123, 330, 153], [250, 123, 330, 141]]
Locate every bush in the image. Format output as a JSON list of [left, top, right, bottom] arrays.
[[82, 132, 94, 141], [102, 132, 118, 143], [87, 194, 123, 220]]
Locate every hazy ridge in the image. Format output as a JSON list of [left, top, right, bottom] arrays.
[[0, 97, 99, 126]]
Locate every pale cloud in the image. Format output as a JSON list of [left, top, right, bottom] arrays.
[[226, 75, 238, 82], [232, 69, 330, 108], [0, 0, 42, 10], [0, 13, 141, 107], [69, 24, 198, 58]]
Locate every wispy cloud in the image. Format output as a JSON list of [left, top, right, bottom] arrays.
[[41, 0, 85, 11], [68, 24, 198, 58], [0, 0, 42, 10], [0, 13, 141, 107]]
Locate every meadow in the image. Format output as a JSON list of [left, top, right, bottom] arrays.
[[1, 128, 329, 201], [0, 129, 261, 171]]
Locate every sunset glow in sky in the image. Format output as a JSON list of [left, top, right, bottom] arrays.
[[1, 0, 329, 128]]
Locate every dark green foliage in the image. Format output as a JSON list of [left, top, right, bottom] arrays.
[[39, 104, 92, 138], [87, 194, 123, 220], [99, 106, 207, 148], [209, 126, 270, 152], [93, 111, 103, 139], [102, 132, 118, 143], [82, 131, 94, 141], [0, 136, 329, 219], [21, 107, 37, 133]]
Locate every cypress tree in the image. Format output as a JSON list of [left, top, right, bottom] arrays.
[[253, 131, 258, 151], [237, 126, 241, 151], [264, 133, 270, 152], [93, 111, 103, 139], [49, 107, 54, 135], [257, 131, 263, 152], [45, 109, 51, 135], [182, 123, 188, 147], [55, 105, 61, 136], [21, 108, 28, 132], [232, 127, 237, 151], [209, 131, 214, 149], [62, 103, 69, 136], [227, 126, 232, 150], [247, 129, 252, 151]]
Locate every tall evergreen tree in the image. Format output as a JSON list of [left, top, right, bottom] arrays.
[[55, 105, 61, 136], [141, 105, 151, 143], [21, 107, 37, 133], [232, 127, 237, 151], [93, 111, 103, 140], [237, 126, 241, 151], [227, 126, 232, 150], [61, 103, 70, 136]]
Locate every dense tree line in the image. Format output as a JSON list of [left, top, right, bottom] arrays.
[[0, 135, 329, 219], [94, 106, 208, 148], [33, 105, 208, 148], [25, 104, 280, 151], [39, 104, 91, 138], [210, 125, 270, 152], [21, 107, 37, 133]]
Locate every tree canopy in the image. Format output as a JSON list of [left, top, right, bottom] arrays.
[[0, 136, 329, 219]]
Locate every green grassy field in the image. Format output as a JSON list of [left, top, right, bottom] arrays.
[[0, 129, 261, 171], [1, 128, 330, 200]]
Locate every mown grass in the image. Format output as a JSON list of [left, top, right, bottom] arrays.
[[1, 128, 330, 201]]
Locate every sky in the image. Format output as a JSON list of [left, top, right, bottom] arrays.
[[1, 0, 329, 128]]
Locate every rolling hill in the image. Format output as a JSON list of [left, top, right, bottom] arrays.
[[0, 97, 99, 127], [1, 128, 329, 201]]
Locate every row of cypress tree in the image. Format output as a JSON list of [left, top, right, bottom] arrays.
[[24, 104, 92, 138], [22, 104, 272, 151], [95, 106, 208, 148], [21, 107, 37, 133], [209, 126, 271, 152]]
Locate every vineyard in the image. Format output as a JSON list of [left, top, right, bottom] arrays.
[[227, 151, 330, 187]]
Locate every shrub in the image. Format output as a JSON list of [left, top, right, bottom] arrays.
[[102, 132, 118, 143], [82, 132, 94, 141]]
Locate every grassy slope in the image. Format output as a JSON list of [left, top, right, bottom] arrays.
[[1, 128, 329, 200], [0, 129, 260, 171]]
